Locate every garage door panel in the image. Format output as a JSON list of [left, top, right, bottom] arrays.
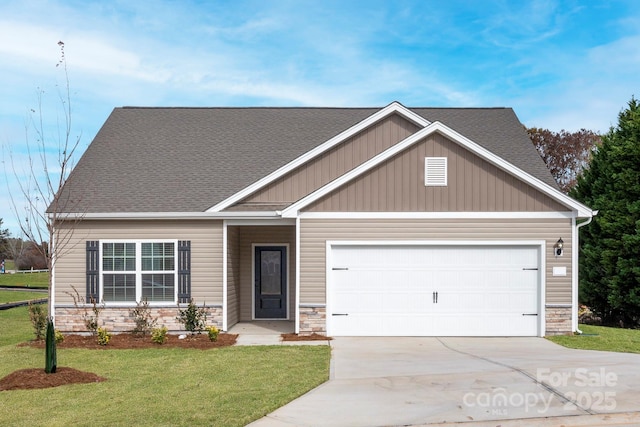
[[329, 245, 540, 337]]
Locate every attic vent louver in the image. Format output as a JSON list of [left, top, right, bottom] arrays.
[[425, 157, 447, 186]]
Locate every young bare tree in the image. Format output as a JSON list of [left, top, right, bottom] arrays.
[[6, 41, 85, 317]]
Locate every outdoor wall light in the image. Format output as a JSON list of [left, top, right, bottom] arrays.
[[554, 237, 564, 257]]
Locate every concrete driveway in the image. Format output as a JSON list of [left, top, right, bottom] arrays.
[[249, 337, 640, 426]]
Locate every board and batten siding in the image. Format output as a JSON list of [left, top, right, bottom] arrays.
[[237, 226, 296, 321], [299, 218, 572, 305], [233, 114, 420, 207], [54, 220, 223, 305], [305, 133, 568, 212]]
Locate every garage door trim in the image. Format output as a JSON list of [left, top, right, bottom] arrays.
[[326, 240, 546, 337]]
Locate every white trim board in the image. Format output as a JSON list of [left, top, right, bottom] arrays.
[[299, 211, 577, 219], [207, 102, 430, 212]]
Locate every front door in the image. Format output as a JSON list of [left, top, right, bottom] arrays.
[[254, 246, 287, 319]]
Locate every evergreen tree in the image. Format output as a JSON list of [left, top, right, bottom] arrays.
[[571, 97, 640, 326], [0, 219, 9, 260]]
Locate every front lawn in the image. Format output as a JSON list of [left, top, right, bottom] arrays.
[[0, 306, 34, 346], [0, 271, 49, 288], [547, 324, 640, 354], [0, 307, 331, 426], [0, 290, 46, 304]]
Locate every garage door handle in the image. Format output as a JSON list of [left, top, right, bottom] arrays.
[[332, 313, 349, 316], [522, 313, 538, 316], [332, 267, 349, 271], [522, 268, 539, 271]]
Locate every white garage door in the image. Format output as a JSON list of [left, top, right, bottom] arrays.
[[328, 244, 540, 337]]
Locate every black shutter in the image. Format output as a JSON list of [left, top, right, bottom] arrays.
[[86, 241, 99, 302], [178, 240, 191, 303]]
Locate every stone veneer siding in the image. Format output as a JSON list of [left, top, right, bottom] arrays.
[[545, 305, 573, 336], [299, 305, 326, 335], [55, 306, 223, 333]]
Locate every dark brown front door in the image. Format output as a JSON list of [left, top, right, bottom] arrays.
[[254, 246, 287, 319]]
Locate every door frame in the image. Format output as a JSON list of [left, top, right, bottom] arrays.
[[326, 240, 546, 337], [252, 243, 290, 320]]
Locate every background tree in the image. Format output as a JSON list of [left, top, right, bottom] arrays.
[[527, 127, 601, 193], [0, 219, 9, 260], [6, 41, 84, 316], [14, 241, 48, 270], [570, 97, 640, 327]]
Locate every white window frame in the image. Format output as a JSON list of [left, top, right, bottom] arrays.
[[425, 157, 448, 186], [99, 239, 179, 305]]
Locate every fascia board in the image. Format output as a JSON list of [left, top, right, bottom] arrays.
[[206, 102, 431, 213], [282, 121, 594, 218], [54, 211, 283, 220]]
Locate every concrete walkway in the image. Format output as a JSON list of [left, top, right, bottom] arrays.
[[248, 337, 640, 426], [228, 321, 330, 346]]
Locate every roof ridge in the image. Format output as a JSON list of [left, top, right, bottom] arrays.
[[119, 106, 510, 110]]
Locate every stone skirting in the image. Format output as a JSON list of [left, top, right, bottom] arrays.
[[54, 305, 223, 333], [545, 306, 572, 335], [299, 306, 326, 335]]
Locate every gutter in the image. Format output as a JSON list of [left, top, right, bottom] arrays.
[[574, 210, 598, 334]]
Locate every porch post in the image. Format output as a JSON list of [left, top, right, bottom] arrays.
[[222, 220, 228, 332], [295, 217, 301, 334]]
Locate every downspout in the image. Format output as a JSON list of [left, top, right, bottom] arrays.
[[573, 211, 597, 334], [50, 227, 56, 323]]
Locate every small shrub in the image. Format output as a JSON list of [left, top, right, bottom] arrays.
[[97, 327, 111, 346], [151, 326, 168, 344], [176, 299, 208, 334], [129, 299, 157, 335], [85, 298, 105, 335], [54, 329, 65, 344], [206, 325, 219, 342], [65, 286, 104, 335], [28, 302, 48, 340]]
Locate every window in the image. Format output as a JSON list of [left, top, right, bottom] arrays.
[[101, 241, 177, 303], [425, 157, 447, 186]]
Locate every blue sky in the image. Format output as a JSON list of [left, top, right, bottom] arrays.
[[1, 0, 639, 236]]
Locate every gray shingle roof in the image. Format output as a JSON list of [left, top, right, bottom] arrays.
[[57, 106, 556, 213]]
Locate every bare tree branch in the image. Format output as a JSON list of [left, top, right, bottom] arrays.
[[4, 41, 87, 318]]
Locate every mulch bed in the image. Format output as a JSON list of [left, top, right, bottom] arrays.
[[21, 332, 238, 350], [281, 333, 332, 341], [4, 333, 238, 391], [0, 367, 106, 391]]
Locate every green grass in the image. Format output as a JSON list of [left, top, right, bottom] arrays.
[[0, 271, 49, 288], [547, 324, 640, 353], [0, 290, 46, 304], [0, 306, 34, 346], [0, 306, 331, 426]]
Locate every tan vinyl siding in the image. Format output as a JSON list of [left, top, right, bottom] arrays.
[[234, 114, 420, 207], [238, 226, 296, 321], [299, 218, 572, 305], [54, 220, 223, 305], [305, 133, 567, 212], [227, 226, 240, 327]]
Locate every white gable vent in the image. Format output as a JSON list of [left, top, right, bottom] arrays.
[[425, 157, 447, 186]]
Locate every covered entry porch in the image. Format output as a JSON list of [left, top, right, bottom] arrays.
[[223, 221, 298, 332]]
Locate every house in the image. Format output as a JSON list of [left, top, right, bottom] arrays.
[[52, 102, 594, 337]]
